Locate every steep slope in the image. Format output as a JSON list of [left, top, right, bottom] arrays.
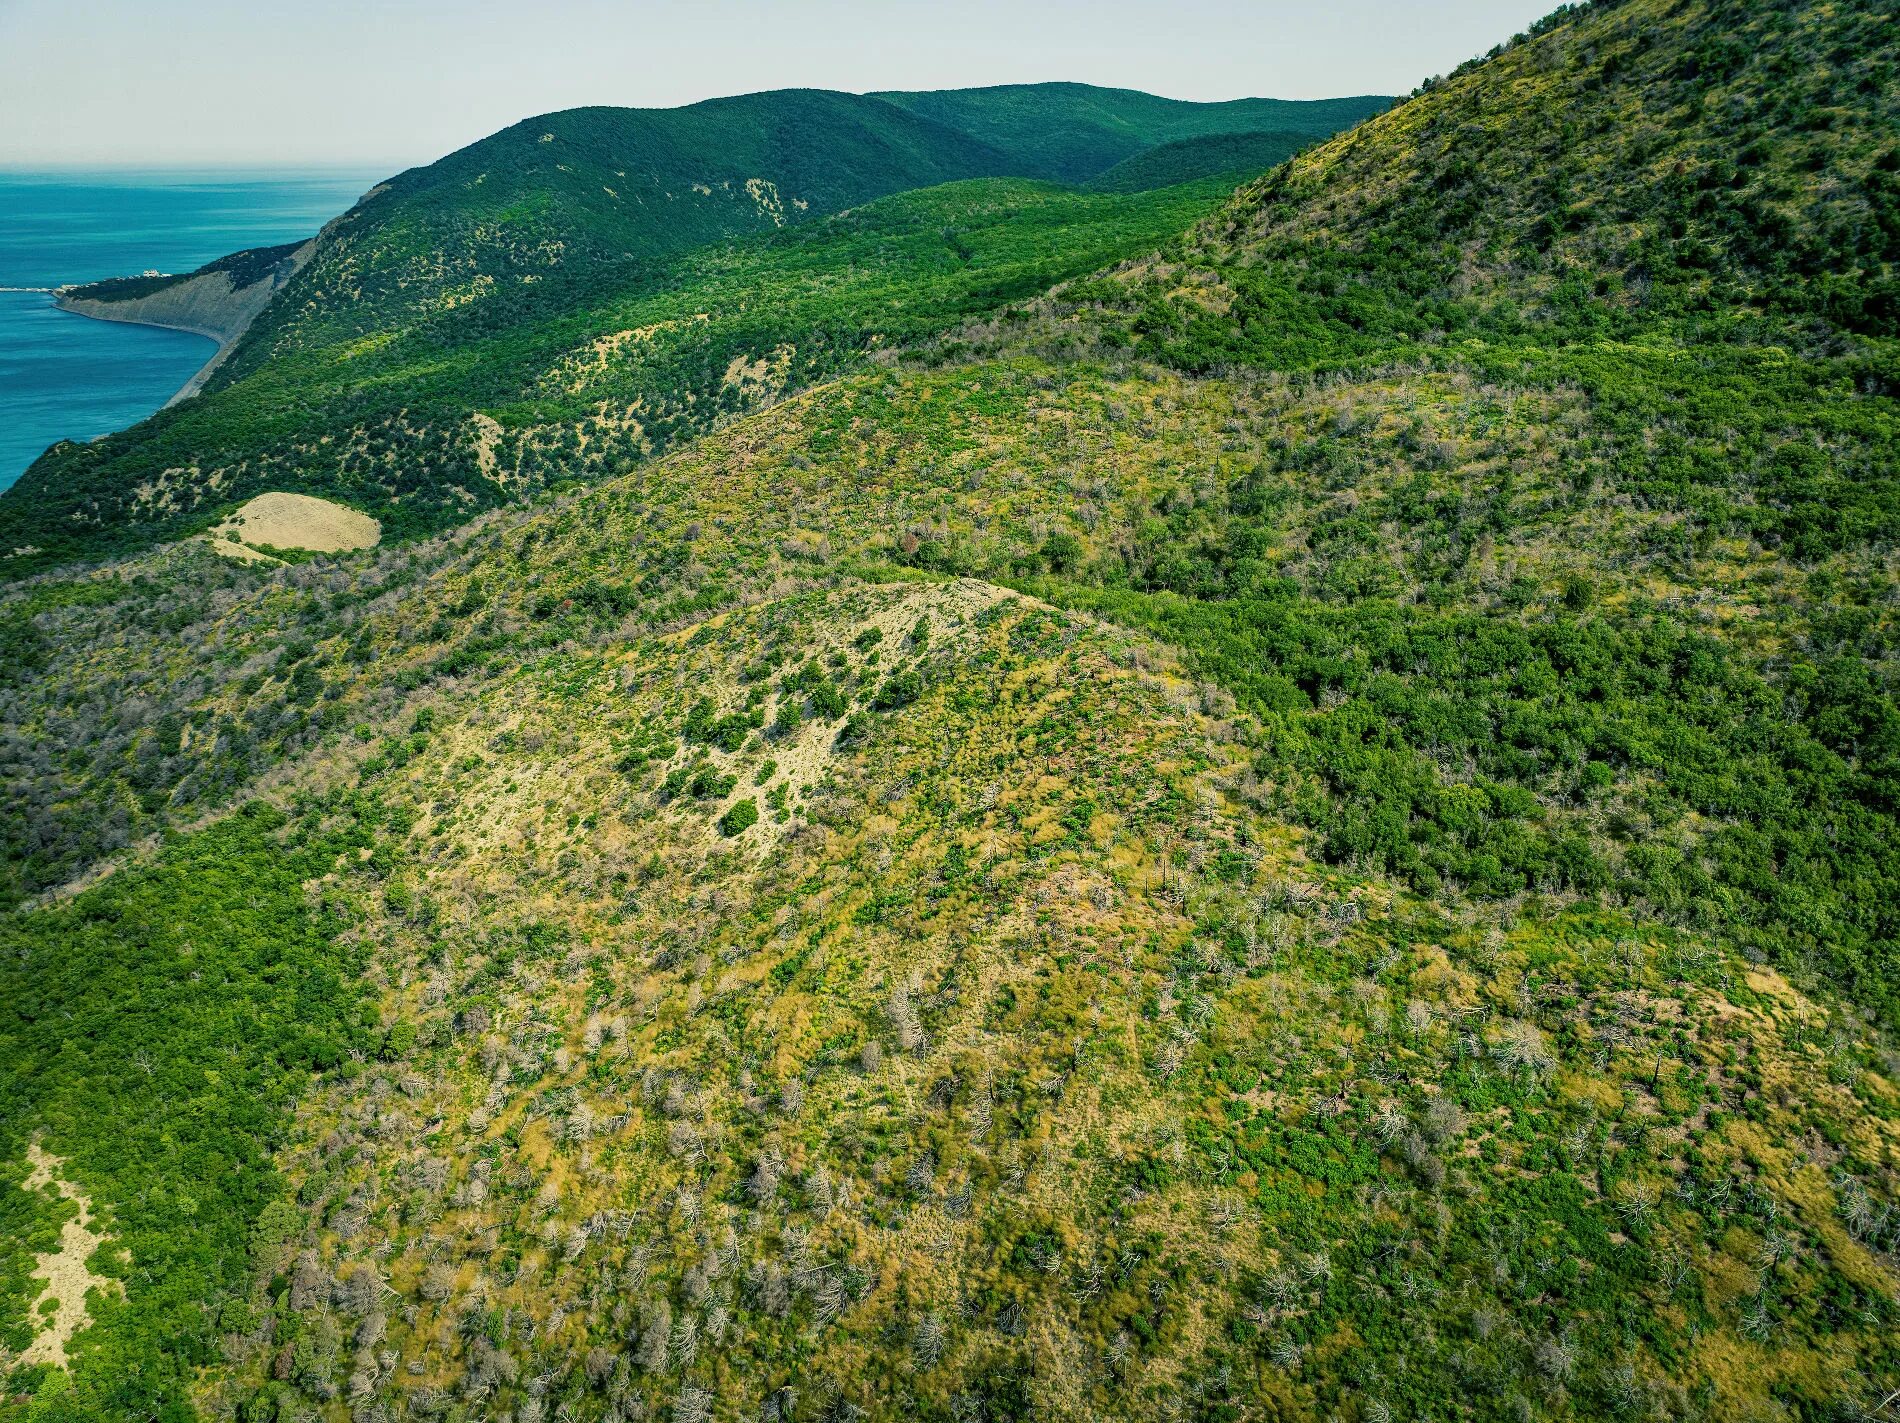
[[0, 173, 1241, 574], [1046, 0, 1899, 360], [0, 90, 1011, 572], [0, 179, 1216, 571], [955, 0, 1900, 1019], [231, 91, 1016, 355], [57, 241, 310, 345], [874, 83, 1390, 182], [1222, 0, 1900, 335]]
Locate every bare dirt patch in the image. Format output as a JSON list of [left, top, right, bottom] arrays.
[[208, 492, 381, 563], [469, 413, 505, 482], [672, 579, 1022, 847], [19, 1141, 117, 1370], [721, 343, 794, 398]]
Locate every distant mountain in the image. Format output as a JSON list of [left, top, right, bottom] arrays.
[[1082, 129, 1320, 193], [874, 82, 1390, 182], [222, 91, 1016, 361], [219, 84, 1391, 365], [210, 85, 1391, 372]]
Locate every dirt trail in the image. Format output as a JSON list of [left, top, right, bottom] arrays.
[[19, 1141, 117, 1370]]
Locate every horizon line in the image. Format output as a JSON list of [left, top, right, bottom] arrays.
[[0, 81, 1396, 174]]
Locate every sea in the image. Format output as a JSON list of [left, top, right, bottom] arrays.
[[0, 168, 387, 491]]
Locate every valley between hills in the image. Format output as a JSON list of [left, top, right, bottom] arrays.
[[2, 5, 1898, 1422]]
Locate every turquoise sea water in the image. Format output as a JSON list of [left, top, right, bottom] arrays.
[[0, 169, 386, 491]]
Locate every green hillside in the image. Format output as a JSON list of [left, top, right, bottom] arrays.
[[234, 91, 1016, 351], [0, 86, 1385, 575], [0, 175, 1240, 575], [874, 83, 1391, 182], [1049, 0, 1899, 362], [1084, 130, 1319, 193], [3, 6, 1899, 1423], [954, 0, 1900, 1005]]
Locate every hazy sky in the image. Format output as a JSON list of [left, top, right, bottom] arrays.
[[1, 0, 1560, 170]]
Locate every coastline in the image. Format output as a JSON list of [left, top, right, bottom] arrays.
[[0, 169, 378, 489], [48, 236, 315, 406], [0, 287, 222, 490], [51, 294, 229, 405]]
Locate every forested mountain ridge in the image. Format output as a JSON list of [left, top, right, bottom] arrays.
[[232, 91, 1017, 356], [871, 84, 1392, 183], [1082, 130, 1324, 195], [3, 4, 1899, 1422], [0, 86, 1384, 575]]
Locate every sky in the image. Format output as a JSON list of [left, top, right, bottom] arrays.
[[0, 0, 1562, 170]]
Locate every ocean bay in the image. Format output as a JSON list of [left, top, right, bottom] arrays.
[[0, 168, 383, 490]]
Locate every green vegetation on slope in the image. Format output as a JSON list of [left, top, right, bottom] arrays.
[[0, 84, 1386, 576], [0, 175, 1240, 573], [874, 83, 1390, 182], [2, 448, 1895, 1420], [1083, 130, 1318, 193], [0, 801, 393, 1419], [1040, 0, 1899, 360], [932, 0, 1900, 1014], [238, 91, 1017, 345], [3, 3, 1900, 1420]]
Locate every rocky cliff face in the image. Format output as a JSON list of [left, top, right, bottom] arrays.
[[55, 239, 314, 403]]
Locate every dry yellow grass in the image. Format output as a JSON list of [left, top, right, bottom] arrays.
[[208, 492, 381, 562]]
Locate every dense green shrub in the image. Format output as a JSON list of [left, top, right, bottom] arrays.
[[0, 799, 386, 1420], [718, 798, 760, 836]]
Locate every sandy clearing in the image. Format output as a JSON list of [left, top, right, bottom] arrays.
[[470, 413, 506, 482], [19, 1141, 118, 1370], [209, 492, 381, 563]]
